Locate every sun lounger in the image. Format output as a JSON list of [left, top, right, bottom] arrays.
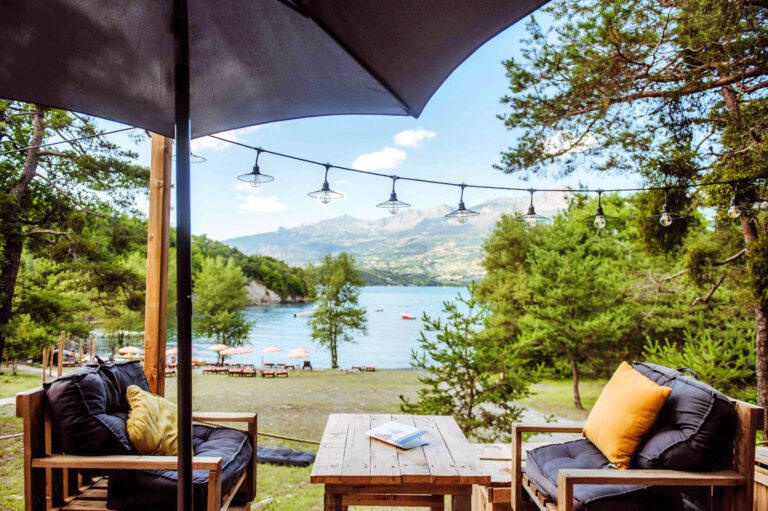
[[364, 365, 376, 372]]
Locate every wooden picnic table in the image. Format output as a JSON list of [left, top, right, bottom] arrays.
[[310, 413, 490, 510]]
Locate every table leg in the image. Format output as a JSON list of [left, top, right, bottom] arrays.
[[450, 493, 471, 511], [324, 491, 342, 511]]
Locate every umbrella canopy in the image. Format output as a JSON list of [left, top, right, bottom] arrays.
[[0, 3, 547, 507], [1, 1, 547, 138], [118, 346, 143, 355], [286, 349, 310, 359], [261, 346, 282, 354], [208, 344, 229, 352], [220, 346, 253, 356], [166, 347, 196, 356]]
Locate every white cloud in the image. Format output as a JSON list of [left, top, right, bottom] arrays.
[[235, 182, 287, 213], [191, 125, 261, 152], [542, 131, 597, 157], [393, 128, 436, 148], [352, 147, 406, 170]]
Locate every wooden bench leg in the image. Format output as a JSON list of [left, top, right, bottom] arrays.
[[324, 491, 342, 511]]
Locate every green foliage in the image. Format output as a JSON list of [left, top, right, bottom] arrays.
[[644, 327, 756, 402], [193, 256, 251, 346], [401, 285, 530, 441], [481, 194, 644, 409], [192, 235, 312, 300], [4, 314, 47, 373], [308, 253, 367, 369]]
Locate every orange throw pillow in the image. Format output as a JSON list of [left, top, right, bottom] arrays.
[[583, 362, 672, 469]]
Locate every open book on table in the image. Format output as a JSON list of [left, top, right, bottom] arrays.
[[366, 421, 429, 449]]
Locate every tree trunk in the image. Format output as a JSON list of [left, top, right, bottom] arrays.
[[571, 359, 583, 410], [0, 107, 44, 366], [330, 341, 338, 369], [756, 303, 768, 437]]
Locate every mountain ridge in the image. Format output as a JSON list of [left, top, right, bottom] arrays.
[[226, 195, 565, 283]]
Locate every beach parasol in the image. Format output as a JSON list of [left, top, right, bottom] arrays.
[[0, 2, 548, 506], [166, 347, 195, 357], [261, 346, 281, 366], [220, 347, 253, 356], [118, 346, 143, 355]]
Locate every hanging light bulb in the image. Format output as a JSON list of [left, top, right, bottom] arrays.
[[727, 193, 741, 219], [445, 184, 479, 224], [659, 189, 674, 227], [376, 176, 411, 215], [307, 164, 343, 204], [236, 149, 274, 188], [593, 190, 607, 230], [518, 189, 550, 227]]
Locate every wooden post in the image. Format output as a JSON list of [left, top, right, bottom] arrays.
[[41, 347, 47, 384], [89, 336, 95, 362], [143, 134, 173, 395], [57, 332, 64, 377]]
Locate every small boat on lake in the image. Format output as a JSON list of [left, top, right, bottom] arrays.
[[401, 313, 416, 320]]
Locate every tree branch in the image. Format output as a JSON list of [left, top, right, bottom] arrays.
[[691, 275, 725, 306], [26, 229, 72, 239], [660, 248, 747, 281]]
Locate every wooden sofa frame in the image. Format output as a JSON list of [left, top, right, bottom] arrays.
[[511, 401, 763, 511], [16, 387, 258, 511]]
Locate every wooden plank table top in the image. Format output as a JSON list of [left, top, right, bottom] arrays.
[[310, 413, 490, 486]]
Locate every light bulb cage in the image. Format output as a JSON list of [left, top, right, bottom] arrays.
[[516, 189, 550, 226], [585, 190, 617, 229], [723, 192, 753, 219], [307, 164, 344, 202], [237, 149, 274, 185], [649, 189, 687, 226], [445, 184, 480, 222], [377, 177, 411, 211]]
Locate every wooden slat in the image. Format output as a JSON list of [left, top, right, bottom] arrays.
[[192, 412, 258, 422], [32, 454, 222, 471], [487, 486, 511, 503], [61, 500, 109, 511], [340, 414, 371, 483], [558, 468, 746, 486], [511, 424, 584, 434], [413, 415, 461, 484], [342, 493, 444, 506], [368, 414, 401, 484], [433, 416, 489, 485], [74, 488, 107, 500], [310, 414, 350, 483], [325, 484, 472, 496], [391, 415, 432, 484]]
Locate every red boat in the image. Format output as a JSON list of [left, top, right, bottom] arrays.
[[401, 313, 416, 320]]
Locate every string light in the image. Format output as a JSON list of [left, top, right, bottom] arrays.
[[657, 188, 685, 227], [236, 149, 274, 188], [377, 176, 411, 214], [445, 184, 479, 224], [592, 190, 607, 230], [518, 189, 550, 227], [307, 164, 343, 204]]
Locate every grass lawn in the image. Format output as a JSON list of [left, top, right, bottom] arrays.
[[0, 369, 606, 511], [521, 379, 606, 421], [0, 373, 43, 399]]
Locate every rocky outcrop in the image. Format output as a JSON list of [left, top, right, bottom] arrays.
[[245, 280, 305, 305]]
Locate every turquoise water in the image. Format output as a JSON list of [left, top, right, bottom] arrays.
[[197, 285, 462, 369]]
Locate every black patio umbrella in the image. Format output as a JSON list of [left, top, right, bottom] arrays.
[[1, 1, 547, 508]]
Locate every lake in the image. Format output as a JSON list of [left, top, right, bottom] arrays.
[[196, 285, 463, 369]]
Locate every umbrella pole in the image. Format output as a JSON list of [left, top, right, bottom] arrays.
[[173, 0, 193, 509]]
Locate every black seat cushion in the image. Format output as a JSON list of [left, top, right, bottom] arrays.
[[257, 446, 315, 467], [45, 360, 149, 454], [632, 361, 737, 471], [525, 439, 684, 511], [107, 425, 253, 510]]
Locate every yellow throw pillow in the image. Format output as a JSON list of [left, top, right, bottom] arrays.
[[126, 385, 178, 455], [583, 362, 671, 469]]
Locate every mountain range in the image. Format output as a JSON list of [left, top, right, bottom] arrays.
[[225, 194, 565, 284]]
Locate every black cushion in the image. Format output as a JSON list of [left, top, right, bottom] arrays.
[[45, 360, 149, 454], [257, 446, 315, 467], [107, 425, 253, 510], [525, 439, 684, 511], [632, 361, 737, 471]]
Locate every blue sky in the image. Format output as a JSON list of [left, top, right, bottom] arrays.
[[103, 15, 642, 241]]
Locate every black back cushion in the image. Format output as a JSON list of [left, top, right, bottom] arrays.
[[632, 361, 737, 471], [45, 360, 149, 455]]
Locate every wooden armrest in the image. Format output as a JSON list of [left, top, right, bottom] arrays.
[[558, 468, 746, 487], [31, 454, 223, 471], [513, 424, 584, 434], [192, 411, 257, 423]]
